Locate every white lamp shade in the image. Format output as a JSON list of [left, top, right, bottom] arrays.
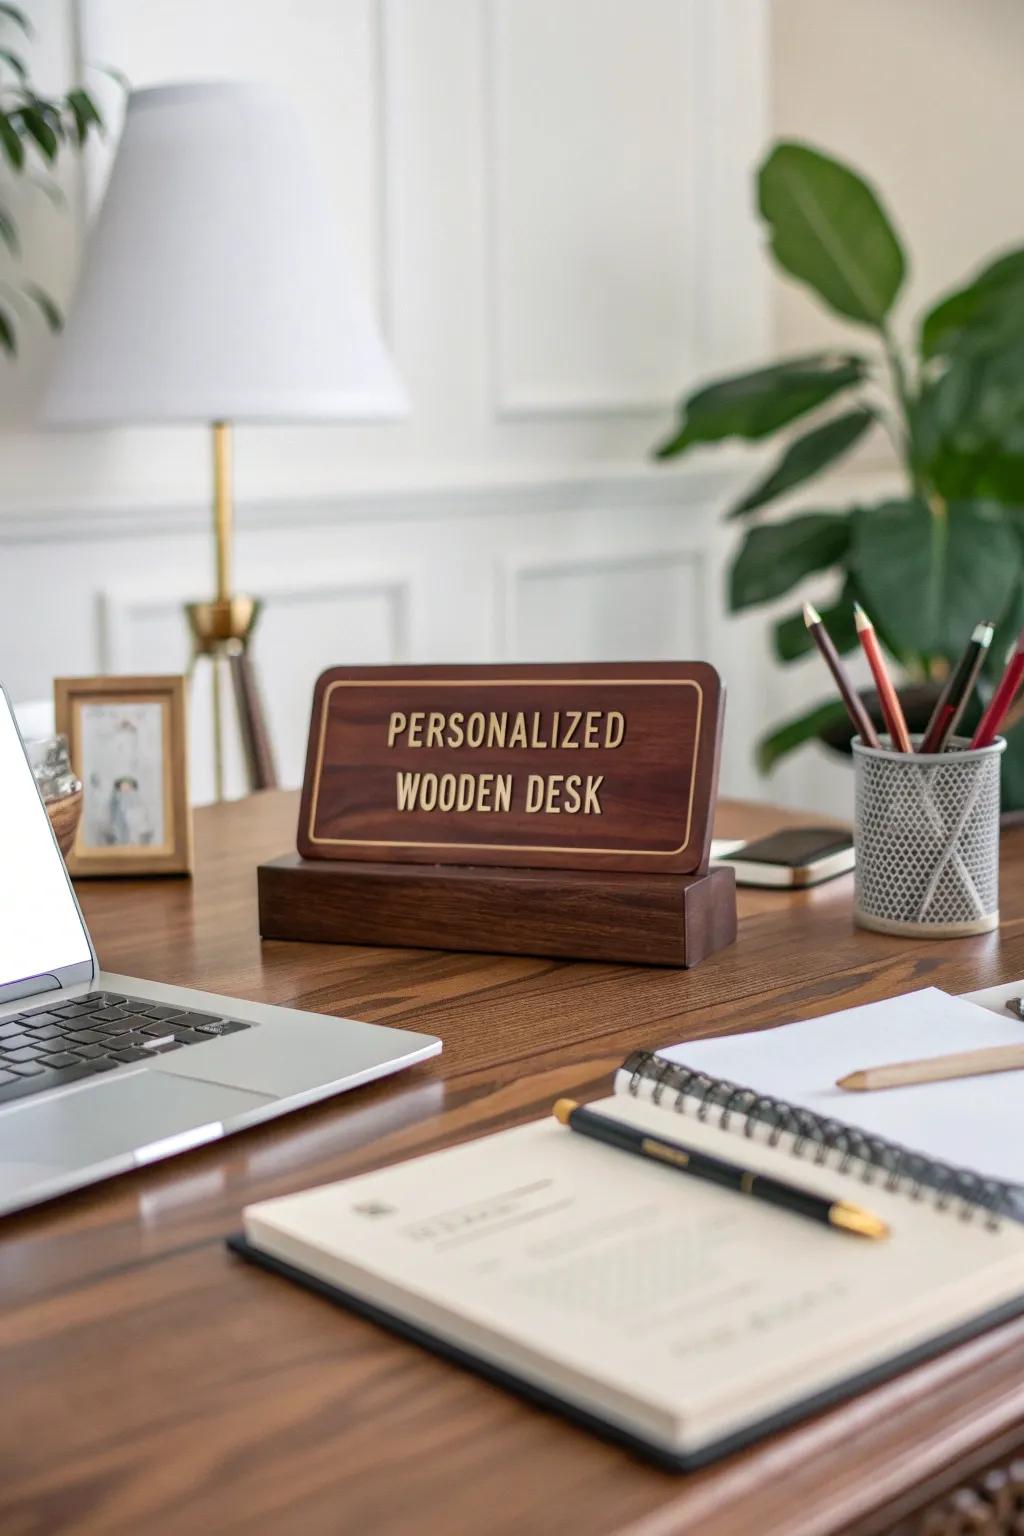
[[43, 81, 406, 425]]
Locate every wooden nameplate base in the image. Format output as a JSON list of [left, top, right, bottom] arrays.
[[269, 661, 736, 966], [257, 855, 736, 969]]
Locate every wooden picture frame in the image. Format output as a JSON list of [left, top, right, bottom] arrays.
[[54, 675, 193, 877]]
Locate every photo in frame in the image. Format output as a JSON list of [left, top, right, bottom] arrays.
[[54, 675, 193, 877]]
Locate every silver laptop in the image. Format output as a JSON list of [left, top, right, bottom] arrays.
[[0, 686, 441, 1217]]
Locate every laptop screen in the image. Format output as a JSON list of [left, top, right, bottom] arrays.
[[0, 696, 92, 989]]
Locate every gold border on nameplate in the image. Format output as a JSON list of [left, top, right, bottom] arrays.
[[306, 677, 704, 857]]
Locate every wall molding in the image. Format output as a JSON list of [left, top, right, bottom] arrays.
[[99, 570, 413, 673], [0, 456, 900, 546], [0, 461, 753, 545], [480, 0, 741, 422], [496, 545, 710, 658]]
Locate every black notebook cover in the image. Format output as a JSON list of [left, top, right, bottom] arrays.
[[227, 1232, 1024, 1472]]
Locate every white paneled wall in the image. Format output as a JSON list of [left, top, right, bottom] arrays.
[[1, 0, 856, 812], [486, 0, 700, 416]]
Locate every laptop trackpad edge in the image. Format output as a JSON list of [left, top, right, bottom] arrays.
[[0, 1068, 270, 1187]]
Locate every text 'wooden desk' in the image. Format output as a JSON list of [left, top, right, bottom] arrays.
[[5, 790, 1024, 1536]]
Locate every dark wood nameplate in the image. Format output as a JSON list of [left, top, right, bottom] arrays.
[[258, 855, 736, 968], [297, 661, 724, 875]]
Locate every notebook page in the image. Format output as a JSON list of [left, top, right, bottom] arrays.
[[638, 988, 1024, 1185], [244, 1094, 1024, 1454]]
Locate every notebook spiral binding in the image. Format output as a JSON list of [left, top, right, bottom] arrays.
[[622, 1050, 1014, 1229]]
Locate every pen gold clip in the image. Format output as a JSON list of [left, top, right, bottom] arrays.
[[553, 1099, 888, 1240]]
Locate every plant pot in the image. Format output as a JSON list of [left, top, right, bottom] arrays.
[[817, 683, 950, 757]]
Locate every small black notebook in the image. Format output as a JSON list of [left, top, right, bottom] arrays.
[[230, 1040, 1024, 1468]]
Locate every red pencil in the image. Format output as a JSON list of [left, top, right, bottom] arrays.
[[971, 625, 1024, 748], [854, 604, 912, 753]]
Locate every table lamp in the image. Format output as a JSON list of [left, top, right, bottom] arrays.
[[42, 81, 406, 799]]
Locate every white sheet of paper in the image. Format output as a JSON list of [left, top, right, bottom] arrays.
[[647, 987, 1024, 1185], [961, 979, 1024, 1017]]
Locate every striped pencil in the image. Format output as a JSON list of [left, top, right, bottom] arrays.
[[853, 604, 912, 753]]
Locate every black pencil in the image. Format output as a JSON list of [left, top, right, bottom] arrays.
[[919, 620, 993, 754], [553, 1099, 888, 1239]]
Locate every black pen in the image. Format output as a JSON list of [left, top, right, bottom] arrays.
[[553, 1099, 888, 1239]]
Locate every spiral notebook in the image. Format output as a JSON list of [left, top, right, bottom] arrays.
[[231, 987, 1024, 1469], [634, 986, 1024, 1196]]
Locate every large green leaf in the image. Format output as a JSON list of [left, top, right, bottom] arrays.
[[23, 283, 61, 332], [921, 248, 1024, 359], [0, 113, 23, 170], [653, 353, 865, 459], [998, 715, 1024, 811], [850, 498, 1021, 659], [982, 574, 1024, 684], [758, 143, 906, 327], [0, 47, 26, 80], [0, 203, 17, 254], [65, 88, 103, 146], [0, 5, 31, 36], [729, 512, 850, 612], [728, 407, 874, 517], [914, 353, 1024, 502], [756, 698, 850, 774], [16, 104, 58, 162]]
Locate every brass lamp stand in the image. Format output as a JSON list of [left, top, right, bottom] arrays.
[[185, 422, 277, 801]]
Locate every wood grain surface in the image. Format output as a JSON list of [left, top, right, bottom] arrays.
[[257, 853, 737, 966], [297, 662, 723, 873], [5, 789, 1024, 1536]]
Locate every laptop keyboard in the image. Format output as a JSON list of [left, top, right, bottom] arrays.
[[0, 991, 254, 1108]]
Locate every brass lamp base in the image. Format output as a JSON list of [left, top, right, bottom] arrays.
[[185, 595, 261, 651], [185, 422, 278, 802], [185, 594, 277, 801]]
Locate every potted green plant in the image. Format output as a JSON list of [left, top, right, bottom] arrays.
[[0, 3, 106, 355], [653, 140, 1024, 805]]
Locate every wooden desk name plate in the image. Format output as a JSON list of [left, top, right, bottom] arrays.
[[260, 663, 736, 967]]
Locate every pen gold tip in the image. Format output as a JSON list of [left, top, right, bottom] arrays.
[[553, 1098, 577, 1126], [836, 1071, 868, 1091], [803, 602, 821, 627], [829, 1201, 889, 1240]]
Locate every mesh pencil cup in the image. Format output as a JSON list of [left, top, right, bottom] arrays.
[[852, 735, 1005, 938]]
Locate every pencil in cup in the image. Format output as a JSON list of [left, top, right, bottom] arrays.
[[803, 604, 881, 750], [972, 624, 1024, 749], [919, 621, 993, 755], [851, 734, 1005, 938], [853, 604, 912, 753]]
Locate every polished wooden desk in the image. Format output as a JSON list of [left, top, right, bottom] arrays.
[[6, 791, 1024, 1536]]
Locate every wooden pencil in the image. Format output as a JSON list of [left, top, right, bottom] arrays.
[[971, 624, 1024, 749], [919, 620, 993, 754], [803, 603, 881, 750], [853, 603, 912, 753], [838, 1042, 1024, 1092]]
